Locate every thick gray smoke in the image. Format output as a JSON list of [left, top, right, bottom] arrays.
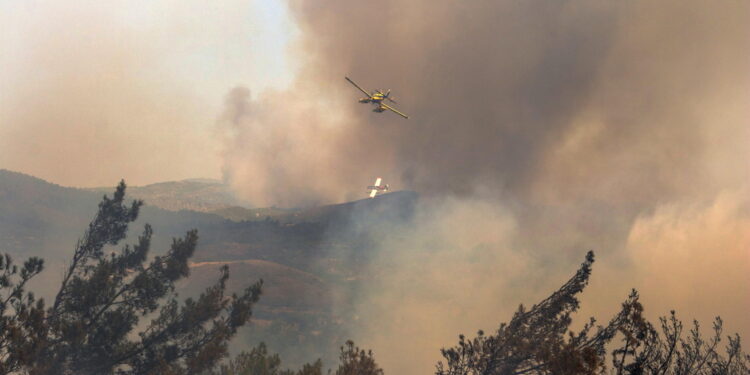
[[221, 0, 748, 212], [217, 0, 749, 372]]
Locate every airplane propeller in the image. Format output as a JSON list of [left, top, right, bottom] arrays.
[[382, 89, 398, 103]]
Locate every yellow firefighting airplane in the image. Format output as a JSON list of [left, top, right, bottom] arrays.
[[345, 77, 409, 119]]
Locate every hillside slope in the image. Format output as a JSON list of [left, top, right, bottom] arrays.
[[0, 169, 418, 367], [0, 168, 418, 294]]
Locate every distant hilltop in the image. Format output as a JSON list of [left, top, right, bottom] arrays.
[[83, 174, 419, 225], [0, 168, 418, 233], [85, 178, 244, 212]]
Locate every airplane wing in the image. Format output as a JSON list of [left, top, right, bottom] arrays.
[[345, 77, 371, 97], [381, 103, 409, 119], [369, 178, 382, 198]]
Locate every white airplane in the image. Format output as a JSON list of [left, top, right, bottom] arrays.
[[367, 177, 389, 198]]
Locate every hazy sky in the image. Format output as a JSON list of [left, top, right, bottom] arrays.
[[0, 0, 297, 187]]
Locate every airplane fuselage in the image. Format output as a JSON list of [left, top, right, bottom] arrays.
[[359, 92, 384, 103], [360, 93, 387, 112]]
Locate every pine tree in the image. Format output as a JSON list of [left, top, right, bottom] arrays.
[[435, 251, 749, 375], [0, 254, 46, 374], [436, 251, 638, 375], [611, 311, 750, 374], [211, 342, 324, 375], [334, 340, 383, 375], [0, 181, 262, 374]]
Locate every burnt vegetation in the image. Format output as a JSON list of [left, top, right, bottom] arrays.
[[0, 183, 747, 374]]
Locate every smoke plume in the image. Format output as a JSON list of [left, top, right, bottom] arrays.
[[218, 0, 749, 372]]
